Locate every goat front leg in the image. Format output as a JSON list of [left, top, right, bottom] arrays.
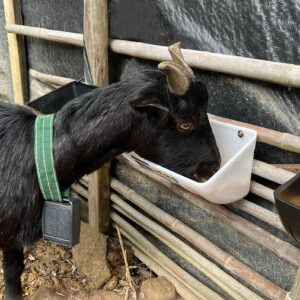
[[3, 248, 24, 300]]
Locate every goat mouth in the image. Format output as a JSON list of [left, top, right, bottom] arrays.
[[193, 172, 209, 183]]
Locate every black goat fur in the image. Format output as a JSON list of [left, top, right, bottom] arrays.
[[0, 70, 220, 299]]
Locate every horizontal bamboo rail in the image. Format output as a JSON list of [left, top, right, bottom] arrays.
[[75, 174, 283, 232], [6, 24, 300, 90], [209, 114, 300, 154], [289, 266, 300, 300], [29, 69, 74, 86], [112, 194, 263, 300], [73, 174, 284, 233], [111, 179, 286, 300], [79, 177, 88, 188], [274, 164, 299, 173], [5, 24, 83, 47], [132, 246, 201, 300], [72, 182, 88, 199], [250, 181, 275, 203], [253, 160, 296, 184], [111, 213, 221, 300], [110, 39, 300, 88], [118, 156, 300, 267], [229, 199, 285, 232]]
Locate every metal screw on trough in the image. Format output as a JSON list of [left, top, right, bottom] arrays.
[[238, 130, 244, 138]]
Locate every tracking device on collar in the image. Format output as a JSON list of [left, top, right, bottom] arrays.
[[35, 114, 80, 248], [42, 198, 80, 248]]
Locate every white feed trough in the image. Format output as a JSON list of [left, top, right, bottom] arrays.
[[122, 118, 257, 204]]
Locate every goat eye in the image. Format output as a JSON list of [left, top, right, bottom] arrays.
[[177, 121, 194, 132]]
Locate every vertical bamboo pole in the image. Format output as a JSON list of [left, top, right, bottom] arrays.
[[289, 266, 300, 300], [3, 0, 27, 105], [84, 0, 110, 233]]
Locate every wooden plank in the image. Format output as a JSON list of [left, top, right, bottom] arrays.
[[6, 24, 84, 47], [289, 266, 300, 300], [3, 0, 27, 105], [84, 0, 110, 233]]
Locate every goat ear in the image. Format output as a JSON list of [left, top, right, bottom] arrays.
[[130, 97, 169, 115]]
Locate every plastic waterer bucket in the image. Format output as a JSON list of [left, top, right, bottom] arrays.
[[122, 118, 257, 204], [27, 81, 97, 114]]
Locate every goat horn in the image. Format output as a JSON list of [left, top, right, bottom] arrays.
[[158, 61, 191, 96], [169, 42, 196, 79], [158, 42, 196, 95]]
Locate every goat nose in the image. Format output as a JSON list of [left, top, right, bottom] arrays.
[[194, 161, 220, 182]]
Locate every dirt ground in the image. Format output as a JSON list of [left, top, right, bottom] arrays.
[[0, 236, 154, 299]]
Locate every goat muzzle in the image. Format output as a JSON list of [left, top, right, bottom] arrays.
[[158, 42, 196, 96]]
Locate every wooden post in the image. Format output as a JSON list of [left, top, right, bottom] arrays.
[[3, 0, 27, 105], [289, 266, 300, 300], [84, 0, 110, 233]]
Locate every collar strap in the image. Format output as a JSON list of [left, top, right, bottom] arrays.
[[34, 114, 69, 202]]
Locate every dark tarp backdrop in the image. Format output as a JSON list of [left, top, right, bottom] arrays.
[[21, 0, 300, 163]]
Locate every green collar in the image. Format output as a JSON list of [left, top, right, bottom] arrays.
[[34, 114, 69, 202]]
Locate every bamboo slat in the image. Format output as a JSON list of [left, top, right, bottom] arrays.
[[111, 213, 224, 300], [229, 199, 285, 232], [111, 178, 286, 300], [79, 178, 88, 188], [72, 182, 88, 199], [112, 192, 284, 300], [118, 156, 300, 267], [5, 22, 300, 91], [29, 69, 74, 86], [5, 24, 84, 47], [274, 164, 299, 174], [250, 181, 275, 203], [288, 266, 300, 300], [208, 114, 300, 154], [132, 246, 201, 300], [110, 39, 300, 89], [252, 160, 296, 184]]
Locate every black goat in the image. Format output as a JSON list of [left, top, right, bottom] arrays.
[[0, 44, 220, 299]]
